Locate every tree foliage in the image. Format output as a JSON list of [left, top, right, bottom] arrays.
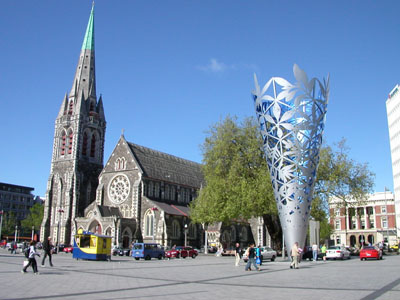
[[191, 116, 375, 246], [190, 116, 275, 224], [1, 211, 17, 236], [21, 203, 44, 235], [315, 139, 375, 210]]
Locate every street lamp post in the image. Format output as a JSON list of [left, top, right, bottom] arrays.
[[384, 187, 390, 247], [14, 225, 17, 243], [184, 224, 188, 247], [31, 225, 34, 241], [0, 210, 3, 242], [203, 223, 208, 254], [57, 209, 64, 253]]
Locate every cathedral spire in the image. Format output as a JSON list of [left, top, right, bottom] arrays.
[[69, 4, 96, 100], [81, 3, 95, 51]]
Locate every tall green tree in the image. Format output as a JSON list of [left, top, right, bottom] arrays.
[[191, 116, 375, 247], [190, 116, 280, 242], [315, 139, 375, 211], [314, 139, 375, 242], [21, 203, 44, 236], [1, 211, 17, 236]]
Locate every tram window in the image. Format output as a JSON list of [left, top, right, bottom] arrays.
[[80, 236, 91, 248], [103, 239, 106, 248]]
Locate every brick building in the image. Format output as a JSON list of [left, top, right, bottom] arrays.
[[329, 191, 397, 248]]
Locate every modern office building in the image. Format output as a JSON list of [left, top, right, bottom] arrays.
[[0, 182, 35, 220], [329, 192, 396, 247], [386, 85, 400, 237]]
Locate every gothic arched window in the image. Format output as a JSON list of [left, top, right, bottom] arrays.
[[165, 185, 170, 200], [188, 223, 196, 238], [68, 100, 74, 115], [144, 210, 154, 237], [148, 182, 154, 197], [67, 129, 73, 155], [170, 186, 176, 201], [82, 132, 88, 156], [115, 157, 126, 171], [90, 134, 96, 157], [60, 130, 66, 156], [172, 220, 180, 238]]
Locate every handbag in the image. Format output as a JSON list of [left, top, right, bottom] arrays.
[[23, 260, 29, 267], [256, 257, 261, 265]]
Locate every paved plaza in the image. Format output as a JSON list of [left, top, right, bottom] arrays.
[[1, 249, 400, 300]]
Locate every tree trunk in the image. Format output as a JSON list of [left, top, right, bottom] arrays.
[[263, 214, 282, 250]]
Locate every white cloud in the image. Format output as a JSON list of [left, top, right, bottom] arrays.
[[197, 58, 258, 73], [197, 58, 227, 72]]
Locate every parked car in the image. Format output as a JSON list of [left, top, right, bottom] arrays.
[[243, 246, 277, 263], [165, 246, 198, 259], [112, 246, 130, 256], [326, 246, 351, 260], [221, 248, 236, 256], [347, 247, 360, 256], [207, 246, 217, 253], [360, 246, 383, 260], [131, 243, 165, 260], [389, 244, 399, 252], [54, 244, 68, 253], [302, 246, 324, 261], [64, 245, 74, 253]]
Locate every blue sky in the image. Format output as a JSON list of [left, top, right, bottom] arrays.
[[0, 0, 398, 197]]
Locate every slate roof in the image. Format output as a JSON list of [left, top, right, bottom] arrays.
[[98, 205, 122, 218], [147, 199, 190, 217], [127, 142, 204, 188]]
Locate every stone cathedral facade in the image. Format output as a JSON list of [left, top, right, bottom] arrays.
[[41, 5, 259, 250], [40, 6, 106, 246]]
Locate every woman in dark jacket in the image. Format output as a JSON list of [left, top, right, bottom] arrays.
[[41, 236, 53, 267]]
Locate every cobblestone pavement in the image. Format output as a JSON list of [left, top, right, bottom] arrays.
[[1, 248, 400, 300]]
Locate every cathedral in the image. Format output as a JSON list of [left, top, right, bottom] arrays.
[[40, 5, 264, 250]]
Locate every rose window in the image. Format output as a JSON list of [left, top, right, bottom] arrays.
[[108, 175, 130, 204]]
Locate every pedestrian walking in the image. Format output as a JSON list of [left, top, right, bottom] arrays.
[[256, 245, 262, 266], [312, 243, 318, 261], [290, 242, 300, 269], [321, 244, 327, 261], [235, 243, 241, 266], [22, 241, 40, 274], [245, 243, 260, 271], [41, 236, 53, 267]]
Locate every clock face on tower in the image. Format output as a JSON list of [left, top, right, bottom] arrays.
[[108, 174, 130, 204]]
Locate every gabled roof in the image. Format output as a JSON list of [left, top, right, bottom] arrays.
[[98, 205, 121, 218], [127, 142, 203, 188], [148, 199, 190, 217]]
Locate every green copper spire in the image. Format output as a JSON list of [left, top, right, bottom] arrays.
[[81, 3, 95, 50]]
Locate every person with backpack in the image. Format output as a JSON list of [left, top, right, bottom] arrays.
[[245, 243, 261, 271], [41, 236, 53, 267], [22, 240, 40, 274]]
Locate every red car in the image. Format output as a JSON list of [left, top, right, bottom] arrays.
[[63, 245, 74, 253], [165, 246, 198, 259], [360, 246, 382, 260]]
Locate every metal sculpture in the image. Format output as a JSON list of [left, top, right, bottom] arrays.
[[252, 64, 329, 255]]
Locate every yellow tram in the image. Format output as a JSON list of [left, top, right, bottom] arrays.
[[72, 229, 112, 261]]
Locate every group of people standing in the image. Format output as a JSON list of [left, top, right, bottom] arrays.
[[234, 241, 327, 271], [21, 236, 53, 275], [234, 242, 261, 271]]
